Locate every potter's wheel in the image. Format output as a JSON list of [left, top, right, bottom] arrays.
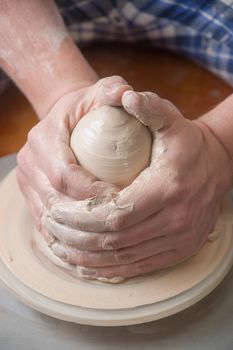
[[0, 170, 233, 326]]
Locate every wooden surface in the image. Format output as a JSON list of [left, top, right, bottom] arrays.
[[0, 44, 232, 157]]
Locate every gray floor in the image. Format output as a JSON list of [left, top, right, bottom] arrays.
[[0, 154, 233, 350]]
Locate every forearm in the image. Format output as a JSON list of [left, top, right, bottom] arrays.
[[0, 0, 98, 118]]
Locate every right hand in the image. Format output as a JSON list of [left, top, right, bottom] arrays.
[[16, 76, 132, 244]]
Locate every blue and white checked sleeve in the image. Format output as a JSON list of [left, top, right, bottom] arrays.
[[2, 0, 233, 91]]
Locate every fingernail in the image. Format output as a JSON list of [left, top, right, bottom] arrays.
[[111, 81, 127, 88], [122, 91, 139, 109], [123, 90, 137, 100], [76, 266, 96, 278]]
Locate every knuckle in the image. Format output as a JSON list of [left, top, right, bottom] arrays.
[[49, 171, 63, 192], [101, 234, 120, 250], [114, 250, 136, 264], [27, 125, 39, 146], [108, 214, 126, 232], [16, 146, 28, 170], [166, 175, 186, 200], [108, 75, 127, 84], [27, 122, 48, 150], [111, 75, 128, 84], [49, 164, 68, 194], [99, 75, 128, 89], [45, 190, 59, 209]]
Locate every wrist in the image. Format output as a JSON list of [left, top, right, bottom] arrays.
[[25, 39, 99, 119], [194, 118, 233, 196], [38, 75, 98, 119], [194, 93, 233, 194], [198, 94, 233, 161]]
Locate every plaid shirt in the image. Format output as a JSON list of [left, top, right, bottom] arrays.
[[1, 0, 233, 91]]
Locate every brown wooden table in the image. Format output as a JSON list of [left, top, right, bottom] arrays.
[[0, 44, 232, 157]]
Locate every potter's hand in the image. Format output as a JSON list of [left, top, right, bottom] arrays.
[[16, 76, 132, 242], [45, 91, 233, 280]]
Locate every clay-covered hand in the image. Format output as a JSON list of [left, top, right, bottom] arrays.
[[43, 91, 233, 280], [16, 76, 132, 243]]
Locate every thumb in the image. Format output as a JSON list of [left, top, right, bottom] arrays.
[[122, 91, 183, 132]]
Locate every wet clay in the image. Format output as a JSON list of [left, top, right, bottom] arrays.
[[70, 106, 152, 187]]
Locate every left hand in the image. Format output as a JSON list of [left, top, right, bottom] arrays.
[[43, 91, 233, 280]]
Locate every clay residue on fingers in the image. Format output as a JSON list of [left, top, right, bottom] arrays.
[[138, 92, 166, 131], [85, 192, 134, 210], [32, 228, 76, 273], [76, 266, 125, 284], [123, 91, 167, 162], [123, 91, 166, 131], [85, 193, 119, 211], [49, 192, 134, 232], [83, 193, 134, 231]]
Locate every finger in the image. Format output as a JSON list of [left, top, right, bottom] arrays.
[[24, 128, 120, 200], [65, 76, 133, 124], [122, 91, 183, 132], [17, 145, 70, 208], [43, 209, 165, 250], [47, 198, 220, 276], [16, 167, 43, 229], [75, 249, 186, 280], [94, 75, 133, 107], [51, 231, 188, 267], [48, 164, 167, 232], [16, 167, 53, 244], [44, 201, 193, 250], [18, 153, 121, 247], [23, 77, 131, 201], [41, 215, 107, 249], [197, 200, 220, 247], [73, 207, 218, 280]]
